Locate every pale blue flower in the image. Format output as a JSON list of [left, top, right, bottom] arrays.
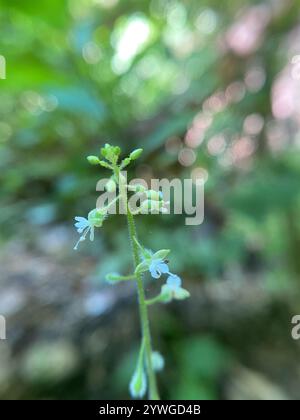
[[74, 217, 89, 233], [73, 208, 106, 250], [135, 248, 171, 279], [73, 216, 95, 250], [166, 274, 182, 289], [149, 259, 169, 279], [161, 274, 190, 302]]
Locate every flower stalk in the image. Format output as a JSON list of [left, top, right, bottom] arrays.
[[73, 143, 190, 400]]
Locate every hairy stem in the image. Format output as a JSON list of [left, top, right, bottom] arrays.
[[127, 209, 160, 400], [114, 164, 159, 400]]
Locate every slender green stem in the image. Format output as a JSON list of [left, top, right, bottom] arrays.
[[106, 273, 136, 284], [127, 209, 160, 400], [145, 294, 164, 306], [114, 163, 159, 400], [113, 274, 136, 281]]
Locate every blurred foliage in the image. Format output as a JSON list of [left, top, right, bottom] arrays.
[[1, 0, 300, 400]]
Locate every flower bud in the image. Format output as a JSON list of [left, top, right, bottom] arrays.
[[146, 190, 163, 201], [141, 199, 165, 213], [121, 157, 131, 168], [128, 184, 147, 193], [88, 208, 106, 227], [87, 155, 100, 165], [105, 179, 117, 193], [151, 351, 165, 372], [113, 146, 121, 156], [100, 143, 120, 163], [129, 365, 147, 398], [129, 148, 143, 160], [135, 184, 147, 193]]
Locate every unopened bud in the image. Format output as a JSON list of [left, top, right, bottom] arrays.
[[129, 148, 143, 160], [105, 179, 117, 193], [146, 190, 163, 201], [87, 155, 100, 165]]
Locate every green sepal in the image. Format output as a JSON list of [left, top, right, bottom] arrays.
[[152, 249, 170, 260], [135, 260, 149, 274]]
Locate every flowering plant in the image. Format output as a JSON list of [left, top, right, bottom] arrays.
[[74, 144, 189, 400]]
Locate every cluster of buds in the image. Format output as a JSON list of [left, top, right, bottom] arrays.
[[87, 143, 143, 170], [140, 190, 169, 214]]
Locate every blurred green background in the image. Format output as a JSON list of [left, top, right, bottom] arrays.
[[1, 0, 300, 400]]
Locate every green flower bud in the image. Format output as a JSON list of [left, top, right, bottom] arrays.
[[105, 179, 117, 193], [100, 144, 109, 158], [129, 366, 147, 399], [100, 143, 120, 164], [113, 146, 121, 156], [151, 351, 165, 372], [146, 190, 163, 201], [135, 184, 147, 193], [121, 157, 131, 169], [87, 155, 100, 165], [128, 183, 147, 193], [129, 148, 143, 160], [88, 208, 106, 227], [141, 199, 162, 212]]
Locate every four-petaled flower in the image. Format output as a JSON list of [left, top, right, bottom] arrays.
[[149, 258, 169, 279], [135, 249, 170, 279], [161, 274, 190, 302]]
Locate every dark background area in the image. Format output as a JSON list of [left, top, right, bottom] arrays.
[[1, 0, 300, 400]]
